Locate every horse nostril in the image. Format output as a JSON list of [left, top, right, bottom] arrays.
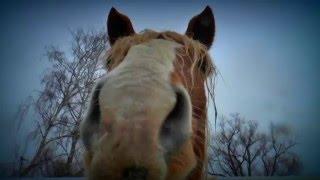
[[166, 88, 186, 123], [160, 86, 192, 152], [123, 166, 148, 180]]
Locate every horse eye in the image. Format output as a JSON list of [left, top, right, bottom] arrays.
[[156, 34, 166, 39], [197, 58, 208, 73], [106, 57, 112, 69], [197, 55, 214, 76], [88, 83, 103, 122], [80, 82, 103, 150]]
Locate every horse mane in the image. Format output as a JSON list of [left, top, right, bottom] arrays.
[[103, 29, 217, 177]]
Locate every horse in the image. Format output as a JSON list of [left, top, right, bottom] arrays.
[[80, 6, 216, 180]]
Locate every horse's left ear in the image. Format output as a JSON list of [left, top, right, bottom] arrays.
[[107, 7, 135, 45], [186, 6, 215, 49]]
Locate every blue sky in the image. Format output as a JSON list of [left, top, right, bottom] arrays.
[[0, 0, 319, 175]]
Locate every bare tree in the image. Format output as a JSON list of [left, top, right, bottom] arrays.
[[260, 123, 302, 176], [208, 113, 302, 177], [16, 29, 107, 176]]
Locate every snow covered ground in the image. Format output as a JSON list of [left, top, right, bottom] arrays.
[[2, 177, 319, 180]]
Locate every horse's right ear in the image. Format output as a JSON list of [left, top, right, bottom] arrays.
[[107, 7, 135, 45], [186, 6, 215, 49]]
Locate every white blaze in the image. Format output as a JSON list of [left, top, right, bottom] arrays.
[[99, 39, 181, 125]]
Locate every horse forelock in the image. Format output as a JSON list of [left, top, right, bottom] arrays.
[[104, 30, 216, 99]]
